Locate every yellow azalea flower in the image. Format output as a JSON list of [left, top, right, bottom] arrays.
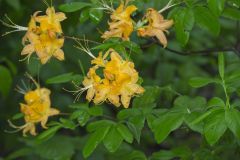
[[104, 50, 145, 108], [20, 100, 59, 136], [21, 12, 42, 61], [21, 7, 66, 64], [9, 77, 59, 136], [137, 8, 173, 48], [82, 66, 102, 102], [81, 49, 144, 108], [91, 51, 109, 67], [101, 1, 137, 41]]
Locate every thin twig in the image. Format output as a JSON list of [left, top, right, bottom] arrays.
[[141, 40, 238, 56]]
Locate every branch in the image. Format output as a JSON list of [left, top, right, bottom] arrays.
[[141, 39, 240, 57]]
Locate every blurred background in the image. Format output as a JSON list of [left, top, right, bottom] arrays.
[[0, 0, 240, 159]]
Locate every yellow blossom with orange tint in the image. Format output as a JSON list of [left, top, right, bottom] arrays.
[[101, 1, 137, 41], [22, 7, 66, 64], [81, 49, 144, 108], [137, 8, 173, 48], [9, 77, 59, 136]]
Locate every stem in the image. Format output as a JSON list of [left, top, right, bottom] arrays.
[[141, 40, 238, 56], [222, 79, 231, 109]]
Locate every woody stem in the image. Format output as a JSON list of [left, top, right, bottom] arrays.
[[141, 40, 240, 57]]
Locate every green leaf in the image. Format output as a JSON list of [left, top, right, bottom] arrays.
[[59, 2, 91, 12], [79, 8, 90, 23], [60, 118, 76, 130], [36, 135, 75, 160], [92, 43, 116, 50], [46, 72, 76, 84], [189, 77, 219, 88], [174, 96, 207, 112], [122, 150, 147, 160], [146, 114, 156, 131], [223, 7, 240, 20], [89, 8, 103, 24], [218, 53, 225, 79], [37, 125, 62, 141], [204, 109, 227, 145], [83, 125, 111, 158], [0, 66, 12, 97], [11, 113, 24, 120], [208, 0, 226, 16], [191, 108, 221, 125], [121, 41, 143, 54], [127, 115, 145, 143], [149, 150, 176, 160], [174, 7, 194, 46], [103, 126, 123, 152], [117, 124, 134, 143], [89, 106, 103, 116], [225, 109, 240, 139], [153, 113, 184, 143], [132, 86, 161, 108], [87, 120, 115, 132], [69, 103, 89, 109], [184, 112, 204, 133], [117, 108, 141, 120], [5, 148, 32, 160], [207, 97, 225, 108], [194, 6, 220, 35], [71, 110, 90, 126]]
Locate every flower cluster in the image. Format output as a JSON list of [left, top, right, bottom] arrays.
[[137, 8, 174, 48], [21, 7, 66, 64], [101, 1, 173, 47], [10, 77, 59, 136], [4, 0, 175, 136], [82, 49, 145, 108], [101, 1, 137, 41]]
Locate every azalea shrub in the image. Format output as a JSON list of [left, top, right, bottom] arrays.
[[1, 0, 240, 159]]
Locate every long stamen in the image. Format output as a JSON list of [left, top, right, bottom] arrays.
[[0, 15, 28, 36], [21, 80, 29, 92], [15, 85, 26, 94], [63, 84, 93, 102], [125, 0, 134, 7], [94, 0, 114, 12], [19, 53, 32, 64], [42, 0, 50, 7], [7, 120, 27, 129], [158, 0, 182, 13], [64, 36, 101, 45], [74, 38, 97, 59], [5, 120, 28, 134], [25, 72, 40, 89]]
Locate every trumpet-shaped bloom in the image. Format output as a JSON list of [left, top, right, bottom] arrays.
[[104, 50, 145, 108], [21, 7, 66, 64], [82, 66, 102, 102], [10, 86, 59, 136], [82, 49, 144, 108], [137, 8, 173, 48], [102, 1, 137, 41]]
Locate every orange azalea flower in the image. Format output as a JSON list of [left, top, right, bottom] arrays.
[[9, 77, 59, 136], [81, 49, 144, 108], [137, 8, 173, 48], [22, 7, 66, 64], [101, 1, 137, 41]]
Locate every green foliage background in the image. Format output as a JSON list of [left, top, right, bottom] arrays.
[[1, 0, 240, 159]]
